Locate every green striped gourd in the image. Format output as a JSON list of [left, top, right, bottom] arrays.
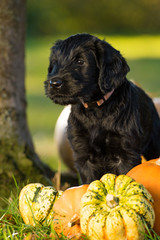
[[80, 173, 155, 240], [19, 183, 62, 226]]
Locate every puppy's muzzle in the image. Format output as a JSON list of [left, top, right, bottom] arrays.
[[49, 78, 63, 88]]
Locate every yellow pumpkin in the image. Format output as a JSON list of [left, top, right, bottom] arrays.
[[19, 183, 62, 226], [80, 173, 155, 240]]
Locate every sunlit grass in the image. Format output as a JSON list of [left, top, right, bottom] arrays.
[[128, 58, 160, 95], [98, 35, 160, 59]]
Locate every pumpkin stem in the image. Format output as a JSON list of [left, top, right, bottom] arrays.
[[106, 194, 119, 208], [68, 213, 80, 227]]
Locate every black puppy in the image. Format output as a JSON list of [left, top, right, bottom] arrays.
[[45, 33, 160, 183]]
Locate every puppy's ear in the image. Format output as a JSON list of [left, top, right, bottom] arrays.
[[95, 40, 130, 94]]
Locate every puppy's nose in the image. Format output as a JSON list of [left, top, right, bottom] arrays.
[[49, 78, 63, 88]]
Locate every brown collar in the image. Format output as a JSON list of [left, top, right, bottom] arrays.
[[81, 89, 114, 108]]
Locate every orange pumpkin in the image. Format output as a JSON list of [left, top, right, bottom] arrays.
[[52, 184, 88, 238], [127, 158, 160, 235]]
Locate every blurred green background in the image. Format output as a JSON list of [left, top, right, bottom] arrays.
[[26, 0, 160, 172]]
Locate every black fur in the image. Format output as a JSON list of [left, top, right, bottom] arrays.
[[45, 33, 160, 184]]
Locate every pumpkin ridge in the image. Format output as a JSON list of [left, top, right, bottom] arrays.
[[88, 213, 106, 239], [100, 174, 117, 193], [142, 197, 154, 210], [114, 175, 134, 195], [87, 180, 107, 198], [124, 195, 155, 228], [119, 210, 128, 239], [80, 204, 98, 234], [86, 213, 94, 236], [123, 181, 154, 204], [119, 206, 145, 239]]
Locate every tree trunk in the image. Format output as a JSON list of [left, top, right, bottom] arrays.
[[0, 0, 54, 206]]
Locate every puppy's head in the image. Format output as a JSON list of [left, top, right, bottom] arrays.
[[44, 34, 130, 105]]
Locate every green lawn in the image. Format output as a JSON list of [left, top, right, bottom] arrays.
[[26, 35, 160, 171]]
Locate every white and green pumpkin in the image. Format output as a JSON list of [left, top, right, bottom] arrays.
[[19, 183, 62, 226], [80, 173, 155, 240]]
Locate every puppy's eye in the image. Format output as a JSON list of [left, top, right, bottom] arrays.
[[77, 59, 84, 65]]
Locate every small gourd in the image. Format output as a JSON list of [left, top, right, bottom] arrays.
[[19, 183, 62, 226], [80, 173, 155, 240]]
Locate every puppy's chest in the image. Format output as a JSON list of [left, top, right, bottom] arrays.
[[86, 126, 108, 153], [84, 122, 121, 154], [88, 126, 104, 143], [71, 107, 118, 153]]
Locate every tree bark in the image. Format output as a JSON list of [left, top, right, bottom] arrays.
[[0, 0, 54, 206]]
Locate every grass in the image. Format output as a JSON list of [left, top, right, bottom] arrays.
[[1, 35, 160, 239]]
